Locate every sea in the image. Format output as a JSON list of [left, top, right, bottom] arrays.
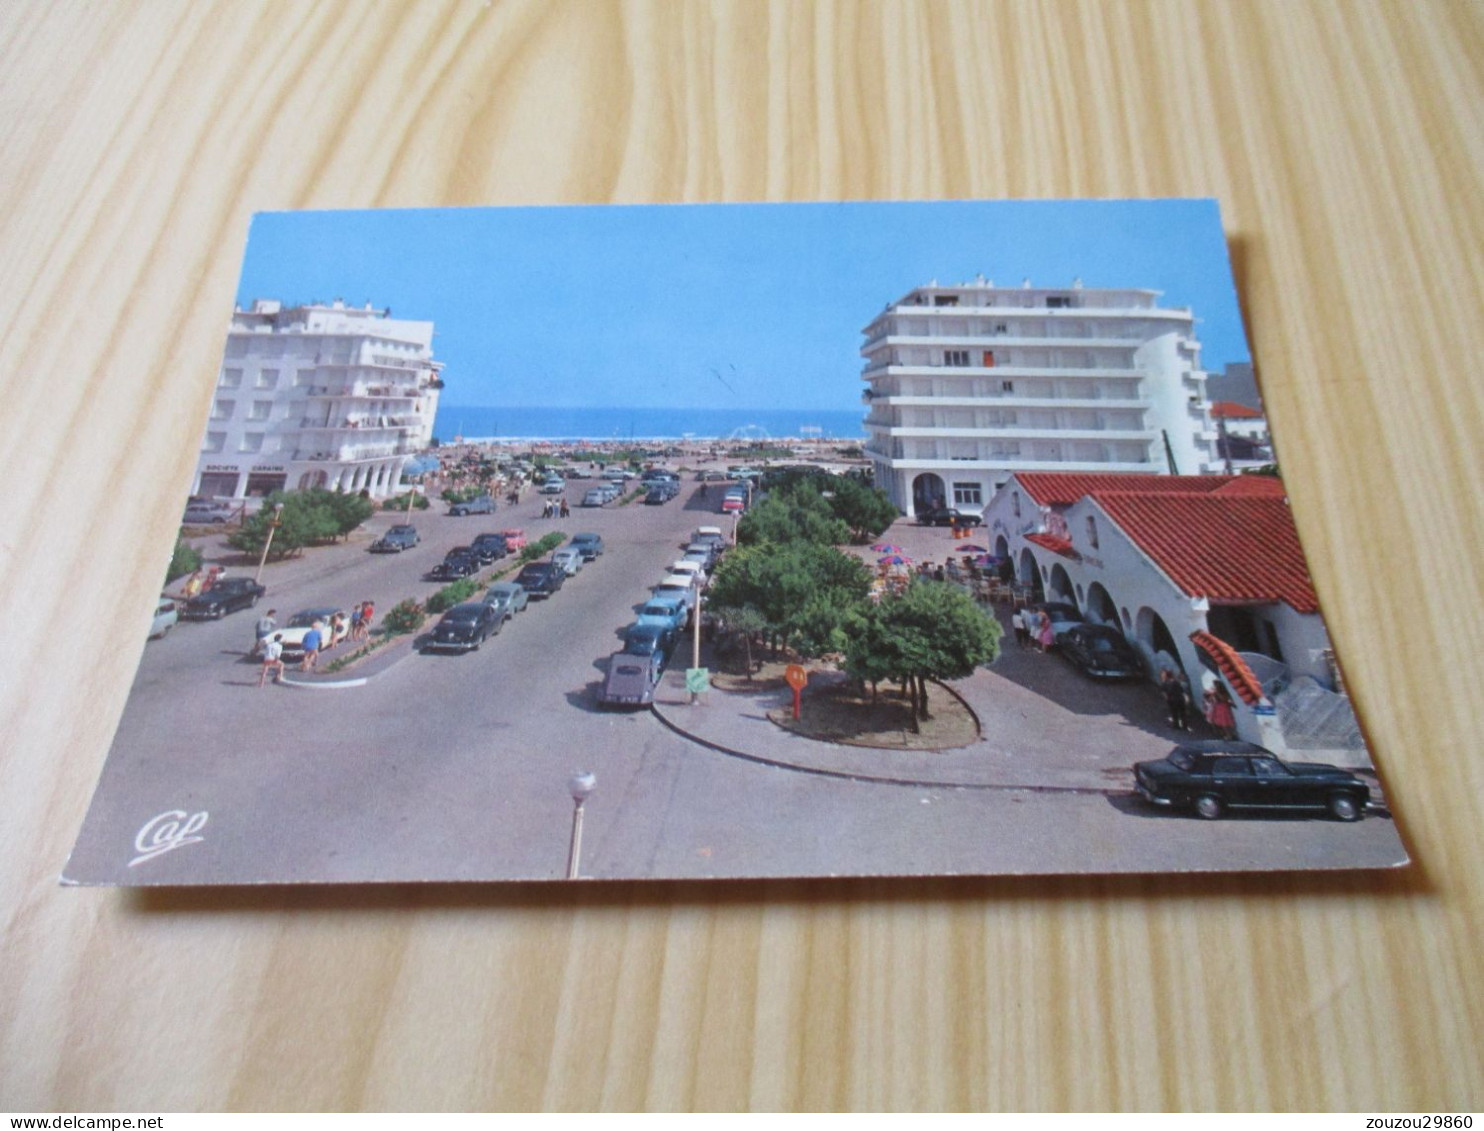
[[432, 405, 867, 444]]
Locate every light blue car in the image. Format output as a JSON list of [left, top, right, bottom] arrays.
[[635, 594, 688, 635]]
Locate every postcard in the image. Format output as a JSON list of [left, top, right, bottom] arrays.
[[64, 199, 1407, 884]]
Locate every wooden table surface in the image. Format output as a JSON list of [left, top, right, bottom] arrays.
[[2, 0, 1481, 1111]]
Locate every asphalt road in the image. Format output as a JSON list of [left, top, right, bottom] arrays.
[[65, 478, 1405, 884]]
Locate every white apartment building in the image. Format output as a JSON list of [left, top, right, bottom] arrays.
[[860, 279, 1221, 517], [193, 299, 444, 501]]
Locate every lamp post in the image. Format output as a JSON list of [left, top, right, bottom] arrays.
[[566, 772, 596, 880], [253, 502, 284, 585]]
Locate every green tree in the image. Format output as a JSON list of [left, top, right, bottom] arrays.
[[736, 482, 850, 548], [165, 538, 202, 586], [708, 541, 872, 659], [825, 476, 899, 543], [845, 580, 1002, 730], [227, 488, 373, 559], [710, 603, 767, 678]]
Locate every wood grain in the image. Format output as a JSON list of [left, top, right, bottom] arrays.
[[2, 0, 1481, 1111]]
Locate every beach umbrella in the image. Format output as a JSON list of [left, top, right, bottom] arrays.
[[878, 554, 913, 565], [956, 543, 988, 553], [871, 543, 903, 553]]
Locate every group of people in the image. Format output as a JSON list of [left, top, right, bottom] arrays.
[[179, 565, 226, 599], [1159, 668, 1237, 738], [253, 600, 377, 687], [540, 497, 570, 519], [1010, 607, 1057, 652]]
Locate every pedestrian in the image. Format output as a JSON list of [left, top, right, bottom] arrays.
[[1205, 683, 1237, 739], [1161, 669, 1191, 731], [360, 600, 375, 637], [350, 604, 364, 642], [1011, 609, 1029, 648], [254, 608, 278, 647], [301, 624, 322, 671], [258, 633, 285, 687], [559, 497, 570, 518], [330, 611, 348, 648], [1036, 610, 1054, 652]]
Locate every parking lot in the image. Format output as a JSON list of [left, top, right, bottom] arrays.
[[65, 476, 1406, 884]]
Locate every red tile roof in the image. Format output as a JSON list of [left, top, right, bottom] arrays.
[[1090, 490, 1317, 612], [1190, 631, 1264, 705], [1014, 472, 1222, 507], [1025, 533, 1078, 559], [1210, 400, 1264, 420]]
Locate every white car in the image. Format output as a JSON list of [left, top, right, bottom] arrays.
[[652, 573, 698, 618], [668, 560, 706, 585], [149, 599, 179, 640], [269, 607, 350, 662], [538, 478, 565, 495], [552, 548, 585, 576]]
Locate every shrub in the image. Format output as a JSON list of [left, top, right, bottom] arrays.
[[518, 531, 566, 563], [441, 486, 481, 504], [382, 492, 429, 511], [426, 577, 481, 614], [381, 599, 426, 635], [166, 538, 202, 586]]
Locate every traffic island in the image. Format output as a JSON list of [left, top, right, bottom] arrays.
[[766, 671, 980, 751]]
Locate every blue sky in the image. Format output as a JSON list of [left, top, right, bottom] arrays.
[[236, 199, 1250, 411]]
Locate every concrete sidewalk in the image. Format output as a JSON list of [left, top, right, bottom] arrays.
[[649, 651, 1158, 794]]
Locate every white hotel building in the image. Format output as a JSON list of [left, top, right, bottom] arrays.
[[193, 300, 443, 501], [860, 280, 1221, 516]]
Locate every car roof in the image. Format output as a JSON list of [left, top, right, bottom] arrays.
[[445, 603, 486, 616], [572, 533, 600, 541], [489, 581, 520, 593], [1172, 740, 1270, 757]]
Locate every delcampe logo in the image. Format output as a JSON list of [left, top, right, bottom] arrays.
[[129, 810, 209, 867]]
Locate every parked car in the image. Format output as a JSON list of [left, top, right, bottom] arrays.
[[182, 501, 235, 525], [515, 561, 565, 598], [644, 487, 671, 505], [181, 577, 266, 619], [720, 494, 746, 514], [1059, 624, 1144, 679], [569, 533, 604, 560], [1134, 742, 1370, 821], [430, 551, 481, 581], [682, 542, 718, 569], [469, 533, 510, 564], [482, 581, 528, 621], [635, 595, 689, 635], [581, 488, 608, 508], [371, 524, 420, 552], [668, 560, 706, 585], [623, 621, 677, 665], [598, 650, 664, 709], [149, 599, 178, 640], [916, 506, 983, 527], [448, 494, 495, 516], [423, 602, 503, 653], [652, 573, 697, 616], [552, 547, 585, 576], [538, 478, 566, 495], [275, 607, 350, 662], [597, 482, 622, 503], [498, 529, 527, 551], [1030, 602, 1084, 644]]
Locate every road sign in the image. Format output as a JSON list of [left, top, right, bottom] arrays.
[[784, 664, 807, 690], [685, 667, 710, 694]]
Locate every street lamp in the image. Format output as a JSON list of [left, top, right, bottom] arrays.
[[253, 502, 284, 585], [566, 772, 596, 880]]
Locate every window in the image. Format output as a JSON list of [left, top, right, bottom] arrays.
[[224, 338, 247, 359], [953, 482, 982, 506], [1001, 379, 1015, 393], [249, 400, 272, 421], [294, 369, 314, 387], [933, 295, 959, 306], [221, 368, 243, 388], [944, 350, 969, 367], [992, 322, 1008, 334], [239, 432, 264, 453], [203, 431, 226, 453], [256, 368, 280, 389], [1012, 491, 1021, 517], [211, 399, 235, 420], [982, 351, 996, 367], [1085, 515, 1099, 549], [1047, 295, 1074, 308]]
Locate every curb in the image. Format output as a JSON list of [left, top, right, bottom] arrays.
[[648, 699, 1113, 796]]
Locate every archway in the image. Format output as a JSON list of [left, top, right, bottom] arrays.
[[1048, 563, 1077, 607], [1017, 549, 1045, 601], [1135, 606, 1183, 675], [911, 472, 946, 514], [297, 470, 329, 491], [1085, 582, 1118, 627]]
